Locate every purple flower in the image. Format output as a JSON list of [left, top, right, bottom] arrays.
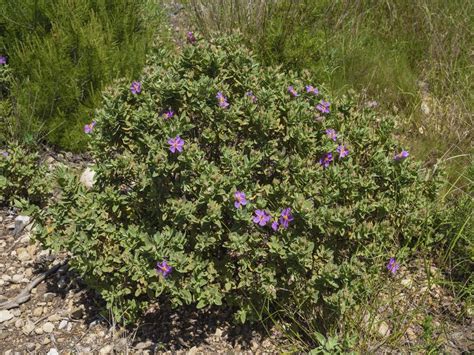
[[1, 150, 9, 157], [319, 152, 333, 168], [305, 85, 319, 95], [163, 110, 175, 119], [336, 145, 349, 158], [316, 100, 330, 114], [168, 136, 185, 153], [394, 150, 409, 161], [234, 191, 248, 209], [83, 121, 96, 134], [245, 91, 257, 103], [288, 86, 299, 97], [186, 31, 196, 44], [216, 91, 229, 109], [279, 208, 294, 229], [271, 220, 279, 231], [325, 129, 337, 141], [156, 260, 172, 278], [386, 258, 400, 274], [130, 81, 141, 94], [0, 56, 6, 65], [252, 210, 271, 227]]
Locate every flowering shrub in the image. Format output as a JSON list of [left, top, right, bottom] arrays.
[[35, 35, 443, 323], [0, 144, 50, 206]]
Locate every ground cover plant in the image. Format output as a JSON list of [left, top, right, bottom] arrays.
[[0, 143, 50, 207], [0, 0, 167, 150], [35, 34, 446, 329]]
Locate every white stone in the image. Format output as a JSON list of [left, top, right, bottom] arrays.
[[22, 321, 35, 335], [99, 344, 113, 354], [80, 167, 96, 189], [42, 322, 55, 333], [378, 321, 390, 337], [47, 349, 59, 355], [0, 310, 14, 323], [13, 215, 31, 236], [58, 320, 68, 330], [11, 274, 23, 283]]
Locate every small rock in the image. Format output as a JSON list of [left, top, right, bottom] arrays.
[[11, 308, 21, 317], [214, 327, 224, 338], [4, 350, 12, 355], [33, 307, 43, 317], [188, 346, 199, 355], [0, 310, 14, 323], [25, 268, 33, 278], [35, 327, 44, 335], [15, 319, 23, 328], [11, 274, 24, 283], [43, 292, 56, 302], [135, 341, 153, 350], [80, 167, 96, 189], [26, 343, 36, 351], [378, 321, 390, 337], [16, 248, 31, 262], [406, 327, 417, 341], [22, 321, 35, 335], [99, 345, 113, 354], [47, 348, 59, 355], [43, 322, 55, 333], [26, 244, 37, 257], [59, 320, 68, 330], [13, 215, 31, 236], [43, 337, 51, 345], [48, 314, 62, 322]]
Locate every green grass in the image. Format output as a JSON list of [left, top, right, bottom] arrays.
[[183, 0, 472, 167], [0, 0, 170, 151]]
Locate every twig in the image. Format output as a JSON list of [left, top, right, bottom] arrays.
[[0, 261, 66, 310]]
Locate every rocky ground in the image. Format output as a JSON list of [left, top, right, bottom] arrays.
[[0, 206, 285, 354]]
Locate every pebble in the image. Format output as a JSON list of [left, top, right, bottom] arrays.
[[135, 341, 153, 350], [59, 320, 69, 330], [48, 314, 62, 322], [11, 274, 24, 283], [0, 310, 14, 323], [70, 306, 84, 319], [16, 248, 31, 262], [43, 337, 51, 345], [378, 321, 390, 337], [47, 349, 59, 355], [80, 167, 96, 189], [22, 321, 35, 335], [13, 215, 31, 236], [33, 307, 43, 317], [43, 292, 56, 301], [35, 327, 44, 335], [26, 343, 36, 351], [99, 344, 113, 354], [15, 319, 23, 328], [43, 322, 55, 333]]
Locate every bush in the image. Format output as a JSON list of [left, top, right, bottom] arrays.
[[0, 143, 50, 207], [0, 0, 167, 150], [35, 35, 443, 324]]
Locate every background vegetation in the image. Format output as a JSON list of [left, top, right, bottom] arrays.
[[0, 0, 166, 150], [183, 0, 473, 176]]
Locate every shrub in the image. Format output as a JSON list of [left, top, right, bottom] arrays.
[[0, 143, 50, 207], [0, 0, 167, 150], [35, 35, 443, 324]]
